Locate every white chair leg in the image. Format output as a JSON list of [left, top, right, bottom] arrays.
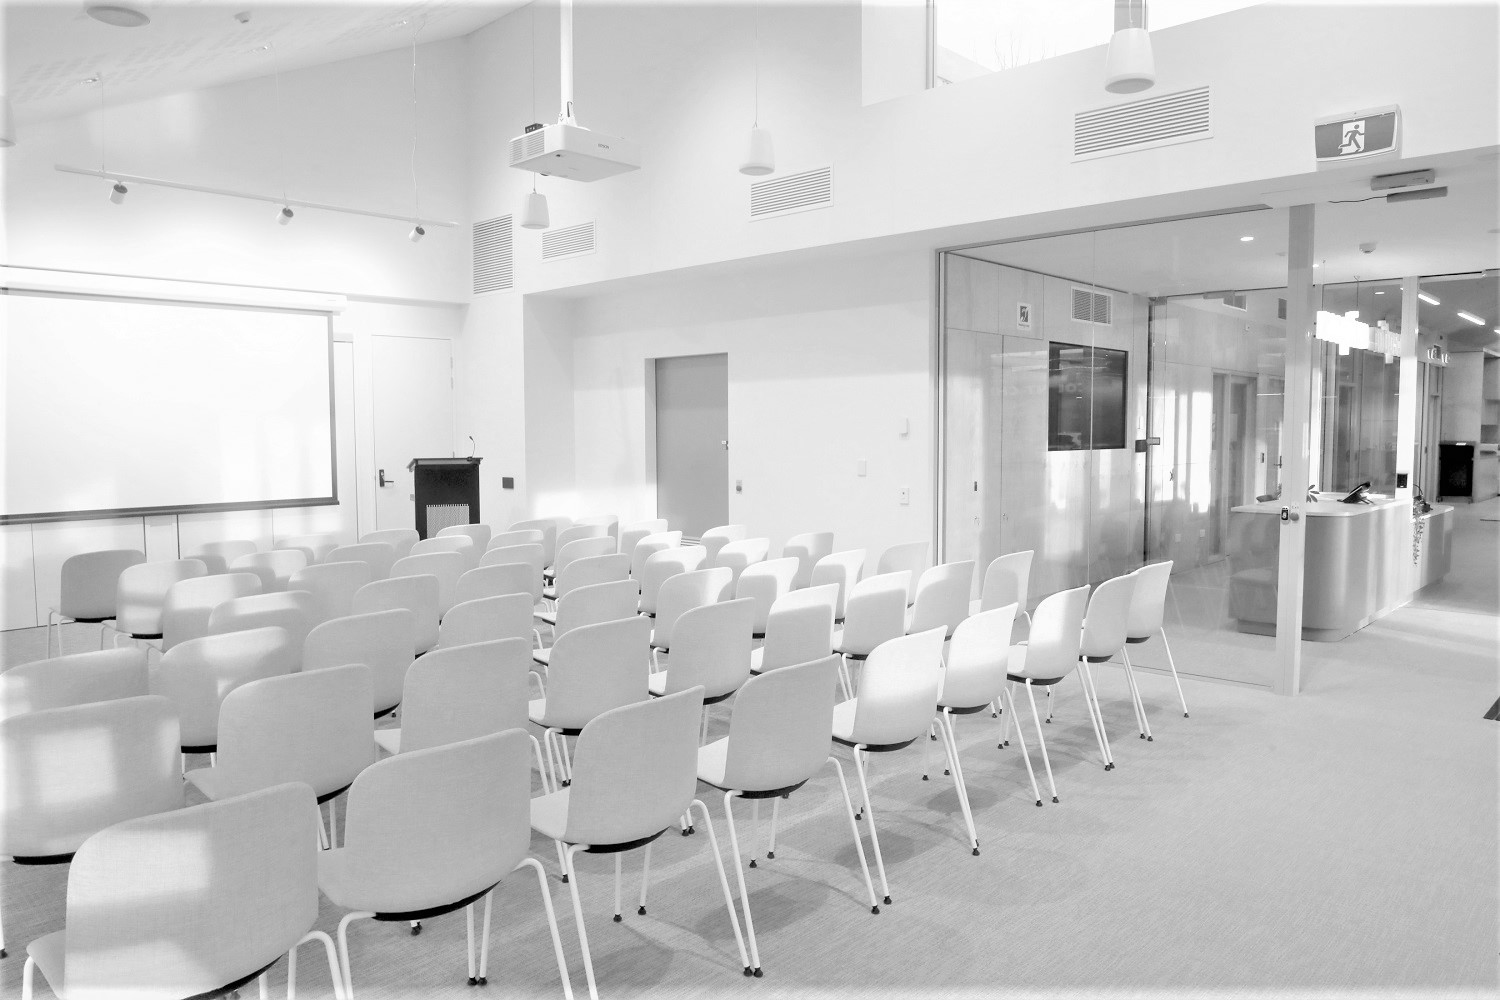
[[766, 796, 781, 860], [638, 843, 652, 916], [851, 747, 893, 905], [465, 902, 477, 984], [999, 681, 1017, 748], [689, 798, 752, 977], [919, 717, 935, 779], [327, 797, 338, 849], [1122, 649, 1153, 741], [837, 655, 853, 701], [259, 970, 270, 1000], [825, 756, 880, 913], [517, 856, 575, 1000], [1079, 661, 1115, 769], [23, 955, 36, 1000], [317, 810, 330, 851], [1160, 629, 1190, 717], [335, 911, 374, 1000], [477, 893, 494, 985], [1023, 683, 1060, 803], [561, 844, 599, 1000], [1002, 687, 1044, 806], [937, 711, 979, 855], [529, 734, 554, 794], [721, 791, 762, 976], [612, 853, 623, 922]]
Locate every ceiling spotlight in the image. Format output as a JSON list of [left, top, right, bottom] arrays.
[[109, 181, 128, 204], [1456, 311, 1486, 325], [1417, 292, 1440, 306], [408, 224, 426, 243], [86, 5, 151, 28], [519, 190, 549, 230], [1239, 235, 1254, 243], [276, 205, 294, 225]]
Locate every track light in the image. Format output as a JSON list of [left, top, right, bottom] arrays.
[[109, 182, 128, 204], [1104, 1, 1156, 94], [408, 224, 426, 243], [520, 190, 550, 230], [740, 126, 775, 176], [276, 205, 294, 225]]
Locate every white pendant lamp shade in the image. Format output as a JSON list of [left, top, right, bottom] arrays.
[[1104, 26, 1156, 94], [740, 126, 775, 176], [520, 190, 550, 230], [0, 94, 14, 147]]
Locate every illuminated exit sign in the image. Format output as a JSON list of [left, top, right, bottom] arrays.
[[1315, 106, 1400, 161]]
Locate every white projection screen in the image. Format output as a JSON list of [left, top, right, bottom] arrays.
[[2, 291, 336, 522]]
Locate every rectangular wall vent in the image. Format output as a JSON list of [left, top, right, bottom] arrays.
[[750, 166, 833, 220], [1074, 85, 1212, 160], [541, 220, 596, 261], [1071, 287, 1113, 325], [472, 215, 513, 295], [509, 130, 546, 166]]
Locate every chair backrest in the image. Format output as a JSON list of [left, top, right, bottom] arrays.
[[1016, 585, 1090, 680], [206, 590, 317, 648], [338, 730, 530, 913], [758, 584, 837, 672], [0, 694, 181, 859], [981, 550, 1035, 614], [232, 549, 307, 591], [736, 556, 799, 633], [723, 655, 841, 792], [619, 520, 668, 562], [353, 574, 441, 654], [397, 640, 532, 753], [877, 541, 930, 605], [699, 524, 747, 564], [509, 518, 559, 565], [553, 579, 642, 641], [276, 533, 342, 565], [288, 560, 372, 625], [1, 647, 149, 720], [782, 531, 835, 590], [487, 528, 544, 552], [659, 597, 754, 699], [188, 540, 258, 576], [653, 566, 733, 648], [456, 563, 530, 605], [630, 532, 683, 579], [207, 663, 375, 799], [564, 687, 704, 846], [837, 571, 911, 656], [556, 523, 608, 555], [638, 545, 708, 614], [1081, 572, 1138, 660], [438, 593, 537, 649], [438, 522, 493, 553], [390, 551, 465, 617], [714, 537, 771, 587], [940, 604, 1017, 709], [58, 548, 146, 620], [325, 542, 396, 582], [575, 514, 619, 541], [851, 628, 947, 746], [467, 559, 539, 604], [908, 560, 976, 637], [360, 528, 420, 561], [160, 572, 263, 652], [116, 559, 208, 636], [479, 543, 546, 601], [540, 615, 652, 731], [554, 535, 616, 577], [1126, 560, 1173, 638], [153, 626, 301, 748], [554, 552, 632, 601], [59, 782, 319, 999], [411, 534, 479, 570], [303, 608, 415, 716], [810, 549, 866, 621]]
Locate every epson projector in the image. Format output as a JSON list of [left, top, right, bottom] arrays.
[[508, 122, 640, 182]]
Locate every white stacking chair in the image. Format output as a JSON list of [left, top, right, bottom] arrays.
[[206, 590, 318, 649], [412, 534, 480, 571], [481, 544, 546, 602], [699, 525, 747, 564], [107, 558, 208, 645], [649, 566, 734, 659], [374, 638, 535, 757], [188, 539, 258, 575], [736, 556, 798, 638], [543, 552, 631, 605], [554, 522, 608, 558], [326, 542, 397, 582], [277, 533, 342, 565], [439, 522, 493, 553], [714, 538, 770, 589], [19, 782, 343, 1000], [998, 584, 1094, 804], [832, 572, 911, 697], [782, 531, 834, 590], [0, 648, 148, 720], [321, 730, 571, 996], [289, 560, 372, 626], [304, 608, 416, 718], [630, 532, 683, 579], [509, 518, 559, 567], [233, 548, 308, 591], [831, 627, 966, 901], [1078, 571, 1145, 749], [810, 550, 865, 623], [546, 536, 616, 589], [534, 580, 641, 667], [186, 664, 375, 849], [488, 528, 544, 552], [935, 605, 1022, 830], [456, 563, 531, 606], [650, 598, 754, 745], [530, 688, 749, 996], [975, 549, 1035, 623], [639, 545, 708, 616], [618, 520, 668, 562], [750, 584, 837, 675], [46, 548, 144, 657], [906, 561, 975, 638], [575, 515, 619, 542], [1125, 560, 1190, 719], [697, 655, 879, 976], [354, 574, 442, 655], [391, 551, 465, 618], [362, 527, 420, 561], [151, 626, 300, 756], [438, 593, 538, 651], [876, 541, 930, 605], [157, 572, 262, 653]]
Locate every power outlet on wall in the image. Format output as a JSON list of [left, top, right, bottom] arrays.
[[897, 486, 911, 506]]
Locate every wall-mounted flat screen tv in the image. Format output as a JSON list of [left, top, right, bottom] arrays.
[[1047, 341, 1127, 451]]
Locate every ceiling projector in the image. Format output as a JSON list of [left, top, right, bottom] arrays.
[[508, 122, 640, 182]]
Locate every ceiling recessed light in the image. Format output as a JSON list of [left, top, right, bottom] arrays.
[[1239, 235, 1254, 242], [1374, 290, 1385, 295], [86, 4, 150, 28], [1456, 311, 1486, 325], [1418, 292, 1440, 305], [81, 76, 100, 86]]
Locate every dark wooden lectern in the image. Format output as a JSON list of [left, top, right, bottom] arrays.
[[407, 457, 481, 539]]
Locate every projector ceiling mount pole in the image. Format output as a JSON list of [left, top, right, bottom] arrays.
[[559, 0, 576, 125]]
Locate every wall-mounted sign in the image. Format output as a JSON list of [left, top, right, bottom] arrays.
[[1315, 106, 1399, 161], [1016, 302, 1033, 330]]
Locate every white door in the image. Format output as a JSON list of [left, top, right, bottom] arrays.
[[655, 354, 729, 539], [372, 335, 454, 531]]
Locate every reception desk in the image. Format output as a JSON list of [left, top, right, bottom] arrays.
[[1228, 495, 1453, 641]]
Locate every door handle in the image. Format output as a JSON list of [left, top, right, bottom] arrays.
[[721, 440, 729, 450], [378, 469, 389, 487]]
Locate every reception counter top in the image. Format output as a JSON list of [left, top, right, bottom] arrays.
[[1228, 496, 1453, 641]]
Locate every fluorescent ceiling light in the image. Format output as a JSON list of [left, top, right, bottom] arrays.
[[1417, 292, 1440, 305], [1456, 311, 1486, 325], [1239, 235, 1254, 242], [1374, 290, 1385, 295]]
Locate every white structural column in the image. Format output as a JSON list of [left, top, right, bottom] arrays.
[[1274, 204, 1316, 697], [1395, 275, 1421, 585]]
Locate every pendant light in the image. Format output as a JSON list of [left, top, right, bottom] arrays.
[[519, 4, 550, 229], [1104, 0, 1156, 94], [739, 10, 774, 176]]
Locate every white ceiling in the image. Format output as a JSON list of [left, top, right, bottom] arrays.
[[3, 1, 526, 123]]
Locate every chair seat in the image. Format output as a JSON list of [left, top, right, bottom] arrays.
[[648, 671, 668, 696], [748, 647, 765, 674], [183, 766, 231, 801], [374, 728, 401, 755], [532, 647, 552, 667], [530, 787, 571, 842], [535, 610, 558, 627], [26, 930, 67, 1000], [695, 737, 730, 787], [320, 847, 483, 916], [541, 586, 557, 601]]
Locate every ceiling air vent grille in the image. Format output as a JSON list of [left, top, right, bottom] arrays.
[[1074, 85, 1212, 160], [472, 215, 513, 295], [1072, 287, 1113, 325], [509, 129, 546, 166], [542, 221, 596, 261], [750, 166, 833, 220]]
